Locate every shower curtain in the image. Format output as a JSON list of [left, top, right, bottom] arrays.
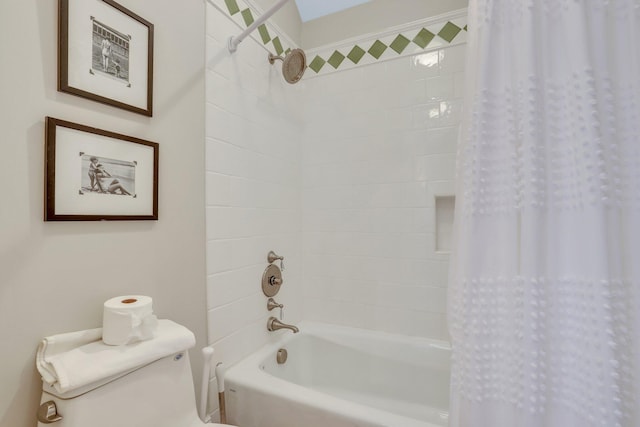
[[448, 1, 640, 426]]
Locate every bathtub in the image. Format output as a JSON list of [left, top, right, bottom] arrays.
[[224, 321, 450, 427]]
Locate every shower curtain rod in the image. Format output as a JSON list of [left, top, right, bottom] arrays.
[[225, 0, 290, 53]]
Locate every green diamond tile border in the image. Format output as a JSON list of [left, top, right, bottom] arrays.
[[209, 0, 298, 68], [309, 56, 326, 73], [224, 0, 240, 15], [347, 45, 366, 64], [258, 24, 271, 44], [368, 40, 387, 59], [240, 8, 254, 27], [272, 37, 284, 55], [307, 14, 467, 75], [438, 22, 462, 43], [389, 34, 411, 54], [210, 0, 467, 77], [413, 28, 435, 49], [327, 51, 346, 69]]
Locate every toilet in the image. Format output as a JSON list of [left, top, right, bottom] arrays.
[[37, 346, 230, 427]]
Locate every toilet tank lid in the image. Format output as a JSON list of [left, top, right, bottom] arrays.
[[38, 319, 195, 395]]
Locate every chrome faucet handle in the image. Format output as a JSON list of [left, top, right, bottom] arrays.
[[267, 250, 284, 270], [267, 298, 283, 311], [267, 298, 284, 320]]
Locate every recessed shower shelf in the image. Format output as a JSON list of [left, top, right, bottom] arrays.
[[435, 195, 455, 253]]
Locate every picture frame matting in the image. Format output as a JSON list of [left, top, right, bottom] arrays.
[[45, 117, 159, 221], [58, 0, 154, 116]]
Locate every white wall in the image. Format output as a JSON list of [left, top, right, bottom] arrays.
[[204, 3, 303, 421], [252, 0, 303, 46], [300, 44, 466, 340], [0, 1, 207, 426]]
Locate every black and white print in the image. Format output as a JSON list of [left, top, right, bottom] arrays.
[[90, 18, 130, 84], [79, 153, 135, 197]]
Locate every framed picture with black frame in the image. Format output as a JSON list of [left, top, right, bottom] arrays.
[[58, 0, 154, 116], [45, 117, 159, 221]]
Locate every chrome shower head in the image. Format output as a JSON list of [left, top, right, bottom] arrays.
[[268, 48, 306, 84]]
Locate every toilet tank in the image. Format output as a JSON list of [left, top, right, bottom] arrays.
[[38, 350, 202, 427]]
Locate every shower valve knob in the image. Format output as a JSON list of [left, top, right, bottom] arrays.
[[262, 264, 282, 297], [269, 276, 282, 286]]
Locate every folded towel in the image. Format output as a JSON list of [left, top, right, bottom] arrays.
[[36, 319, 195, 393]]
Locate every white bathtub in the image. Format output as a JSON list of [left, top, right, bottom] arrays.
[[224, 321, 450, 427]]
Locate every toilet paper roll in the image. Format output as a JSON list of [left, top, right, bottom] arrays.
[[102, 295, 159, 346]]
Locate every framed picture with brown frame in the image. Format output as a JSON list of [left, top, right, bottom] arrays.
[[45, 117, 159, 221], [58, 0, 154, 116]]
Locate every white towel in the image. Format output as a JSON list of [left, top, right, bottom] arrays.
[[36, 319, 196, 393]]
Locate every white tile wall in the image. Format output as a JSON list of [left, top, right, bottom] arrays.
[[204, 4, 303, 421], [205, 2, 464, 417], [300, 46, 464, 341]]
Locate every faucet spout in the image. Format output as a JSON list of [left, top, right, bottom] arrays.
[[267, 317, 299, 333]]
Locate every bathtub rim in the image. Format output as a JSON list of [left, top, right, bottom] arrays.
[[223, 320, 451, 427]]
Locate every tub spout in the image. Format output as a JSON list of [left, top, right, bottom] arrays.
[[267, 317, 299, 333]]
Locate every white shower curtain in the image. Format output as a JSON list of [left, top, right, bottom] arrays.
[[449, 1, 640, 427]]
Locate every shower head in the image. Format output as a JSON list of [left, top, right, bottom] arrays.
[[268, 48, 306, 84]]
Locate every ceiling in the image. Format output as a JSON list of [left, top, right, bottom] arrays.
[[293, 0, 372, 22]]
